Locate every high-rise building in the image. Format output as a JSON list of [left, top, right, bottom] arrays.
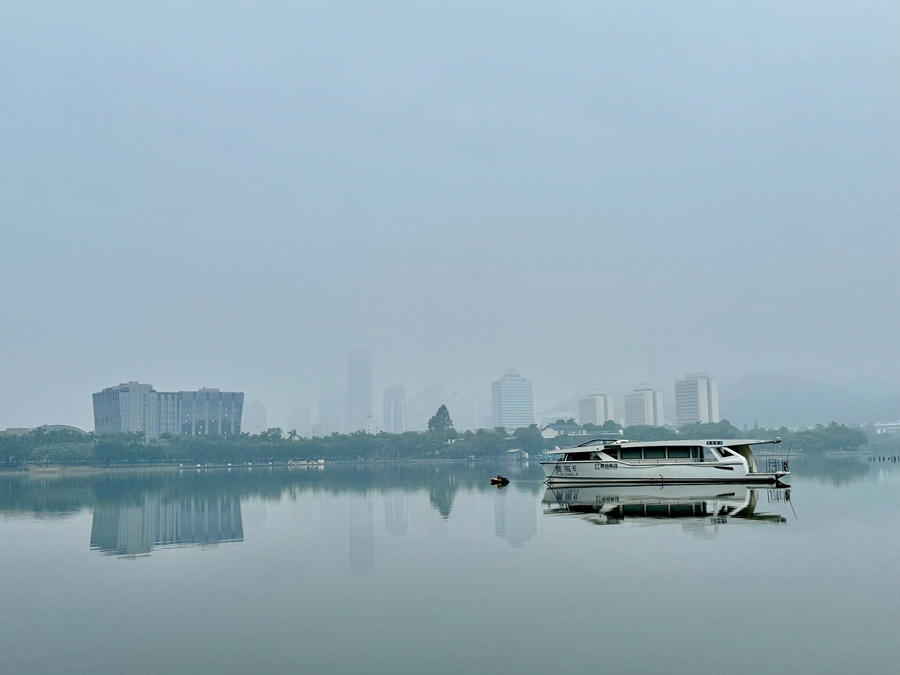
[[348, 348, 372, 432], [92, 383, 243, 439], [383, 385, 407, 434], [623, 386, 664, 427], [674, 372, 720, 427], [578, 392, 616, 426], [491, 367, 534, 432], [93, 382, 157, 438]]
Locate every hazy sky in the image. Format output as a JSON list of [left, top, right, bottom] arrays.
[[2, 1, 898, 430]]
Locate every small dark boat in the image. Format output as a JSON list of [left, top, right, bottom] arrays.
[[490, 475, 509, 486]]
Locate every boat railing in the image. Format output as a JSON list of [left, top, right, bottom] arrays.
[[765, 458, 789, 474]]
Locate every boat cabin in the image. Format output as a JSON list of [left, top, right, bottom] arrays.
[[544, 439, 756, 464]]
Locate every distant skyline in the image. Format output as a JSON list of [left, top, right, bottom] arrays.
[[1, 2, 897, 430], [9, 367, 898, 434]]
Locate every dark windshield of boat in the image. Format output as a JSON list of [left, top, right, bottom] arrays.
[[565, 451, 604, 461]]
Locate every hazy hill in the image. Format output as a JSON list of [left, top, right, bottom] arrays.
[[721, 374, 899, 429]]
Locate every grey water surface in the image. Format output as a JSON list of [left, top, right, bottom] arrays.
[[1, 457, 897, 675]]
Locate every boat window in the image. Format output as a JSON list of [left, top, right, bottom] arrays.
[[667, 447, 691, 459], [566, 452, 592, 461], [589, 452, 603, 461], [620, 448, 642, 460], [717, 448, 735, 458], [702, 447, 718, 461], [644, 448, 665, 459], [691, 447, 701, 458], [603, 449, 619, 459]]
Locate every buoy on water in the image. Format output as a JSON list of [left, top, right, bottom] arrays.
[[490, 475, 509, 486]]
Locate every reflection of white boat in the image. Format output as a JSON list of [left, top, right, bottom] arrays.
[[542, 484, 787, 526], [541, 438, 789, 485]]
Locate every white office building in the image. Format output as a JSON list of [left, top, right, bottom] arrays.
[[674, 372, 720, 427], [623, 386, 664, 427], [93, 382, 244, 438], [578, 392, 616, 426], [491, 368, 534, 432]]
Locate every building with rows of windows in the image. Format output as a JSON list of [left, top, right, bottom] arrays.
[[92, 382, 243, 439]]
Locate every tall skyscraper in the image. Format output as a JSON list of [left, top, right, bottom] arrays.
[[383, 385, 407, 434], [674, 372, 720, 427], [623, 386, 664, 427], [348, 348, 372, 432], [92, 383, 244, 439], [491, 367, 534, 432], [578, 392, 616, 426]]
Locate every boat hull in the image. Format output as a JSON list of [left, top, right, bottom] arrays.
[[541, 460, 788, 485]]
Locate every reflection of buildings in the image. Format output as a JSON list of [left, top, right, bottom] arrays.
[[90, 494, 243, 556], [92, 382, 244, 439], [384, 492, 408, 536], [494, 488, 537, 547], [674, 372, 720, 427], [349, 498, 375, 573]]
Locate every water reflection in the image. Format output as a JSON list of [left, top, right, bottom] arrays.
[[543, 484, 788, 535], [494, 486, 537, 547], [427, 469, 458, 518], [90, 493, 243, 557], [349, 497, 375, 573], [384, 492, 408, 536]]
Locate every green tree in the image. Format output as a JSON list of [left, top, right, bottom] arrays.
[[428, 405, 454, 433], [678, 420, 742, 439], [512, 424, 543, 454], [623, 425, 678, 442], [583, 420, 621, 434]]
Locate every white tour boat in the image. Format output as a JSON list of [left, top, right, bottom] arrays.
[[540, 437, 789, 485]]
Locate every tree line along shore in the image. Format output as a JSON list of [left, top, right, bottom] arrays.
[[1, 404, 885, 468]]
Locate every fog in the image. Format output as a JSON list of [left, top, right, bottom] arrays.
[[1, 1, 898, 431]]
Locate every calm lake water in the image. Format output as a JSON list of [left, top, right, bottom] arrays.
[[1, 457, 898, 675]]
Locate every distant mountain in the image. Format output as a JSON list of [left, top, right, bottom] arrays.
[[721, 374, 900, 429]]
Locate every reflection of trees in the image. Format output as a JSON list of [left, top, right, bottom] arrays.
[[428, 470, 458, 518], [0, 462, 545, 520]]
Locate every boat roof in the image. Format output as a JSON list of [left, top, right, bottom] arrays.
[[570, 437, 781, 448]]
